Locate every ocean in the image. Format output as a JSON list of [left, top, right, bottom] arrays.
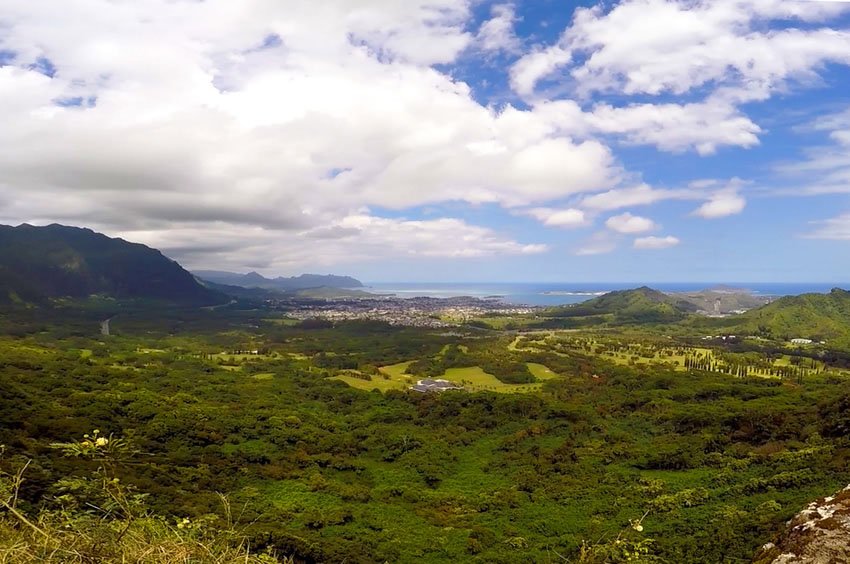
[[363, 282, 849, 307]]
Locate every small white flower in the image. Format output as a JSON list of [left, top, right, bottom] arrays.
[[634, 524, 644, 532]]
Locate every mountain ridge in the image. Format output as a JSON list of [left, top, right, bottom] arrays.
[[194, 270, 363, 291], [0, 223, 224, 305]]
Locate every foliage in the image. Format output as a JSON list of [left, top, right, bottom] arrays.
[[1, 311, 850, 562], [0, 434, 284, 563], [0, 223, 223, 305]]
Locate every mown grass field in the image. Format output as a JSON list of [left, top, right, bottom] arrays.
[[331, 361, 559, 394]]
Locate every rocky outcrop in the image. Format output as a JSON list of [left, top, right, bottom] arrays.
[[753, 485, 850, 563]]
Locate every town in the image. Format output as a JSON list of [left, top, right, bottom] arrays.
[[263, 294, 539, 327]]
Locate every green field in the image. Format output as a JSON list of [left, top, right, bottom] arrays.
[[331, 361, 416, 392], [331, 361, 558, 394]]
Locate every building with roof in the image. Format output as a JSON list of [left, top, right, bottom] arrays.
[[410, 378, 464, 393]]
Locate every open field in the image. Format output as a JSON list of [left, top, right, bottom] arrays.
[[514, 332, 842, 380], [331, 361, 557, 394]]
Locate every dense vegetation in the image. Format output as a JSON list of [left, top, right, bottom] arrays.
[[0, 223, 222, 305], [2, 306, 850, 563], [545, 287, 698, 324], [735, 288, 850, 347]]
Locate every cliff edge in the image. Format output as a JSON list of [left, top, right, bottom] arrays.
[[754, 485, 850, 563]]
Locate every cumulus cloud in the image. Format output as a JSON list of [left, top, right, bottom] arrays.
[[510, 0, 850, 154], [605, 212, 656, 234], [580, 184, 694, 212], [585, 101, 761, 155], [634, 235, 680, 250], [515, 0, 850, 99], [509, 45, 571, 97], [476, 4, 521, 54], [693, 190, 747, 219], [118, 213, 547, 273], [0, 0, 642, 271], [524, 207, 587, 228]]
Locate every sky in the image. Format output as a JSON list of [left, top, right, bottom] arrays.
[[1, 0, 850, 282]]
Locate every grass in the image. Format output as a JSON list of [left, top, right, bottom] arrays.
[[441, 367, 545, 393], [526, 362, 559, 380], [330, 362, 416, 392], [266, 317, 301, 326], [330, 361, 560, 394], [252, 373, 275, 380]]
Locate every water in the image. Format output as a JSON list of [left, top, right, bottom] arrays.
[[363, 282, 849, 307]]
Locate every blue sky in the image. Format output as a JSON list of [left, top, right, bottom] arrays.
[[1, 0, 850, 282]]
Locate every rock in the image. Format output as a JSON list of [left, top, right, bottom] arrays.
[[753, 485, 850, 563]]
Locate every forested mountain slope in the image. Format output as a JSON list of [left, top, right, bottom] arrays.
[[736, 288, 850, 345], [546, 286, 698, 323], [0, 223, 223, 305]]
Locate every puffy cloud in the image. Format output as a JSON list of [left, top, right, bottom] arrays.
[[605, 212, 656, 234], [585, 101, 761, 155], [476, 4, 521, 54], [515, 0, 850, 99], [118, 213, 547, 272], [524, 207, 587, 228], [510, 0, 850, 154], [633, 235, 679, 250], [693, 190, 747, 219], [509, 45, 571, 97], [0, 0, 636, 270], [580, 184, 693, 212]]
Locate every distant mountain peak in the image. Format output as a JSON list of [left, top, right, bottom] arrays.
[[193, 270, 363, 291]]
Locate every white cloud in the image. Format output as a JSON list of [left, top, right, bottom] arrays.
[[525, 207, 587, 228], [605, 212, 656, 234], [509, 45, 571, 97], [476, 4, 521, 54], [515, 0, 850, 99], [509, 0, 850, 154], [804, 214, 850, 240], [117, 213, 547, 273], [580, 184, 693, 212], [633, 235, 679, 250], [585, 101, 761, 155], [574, 231, 617, 256], [776, 105, 850, 195], [0, 0, 634, 270], [693, 190, 747, 219]]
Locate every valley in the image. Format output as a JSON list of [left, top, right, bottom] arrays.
[[2, 226, 850, 563], [3, 290, 850, 563]]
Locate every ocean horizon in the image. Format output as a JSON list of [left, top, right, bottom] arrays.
[[363, 282, 850, 307]]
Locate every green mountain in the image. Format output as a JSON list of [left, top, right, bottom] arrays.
[[736, 288, 850, 344], [546, 286, 698, 323], [193, 270, 363, 291], [0, 223, 224, 305]]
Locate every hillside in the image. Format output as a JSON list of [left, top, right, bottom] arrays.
[[736, 288, 850, 345], [0, 223, 223, 305], [195, 270, 363, 291], [671, 288, 770, 314], [546, 286, 698, 323]]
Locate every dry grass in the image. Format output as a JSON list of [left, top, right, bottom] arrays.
[[0, 516, 287, 563]]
